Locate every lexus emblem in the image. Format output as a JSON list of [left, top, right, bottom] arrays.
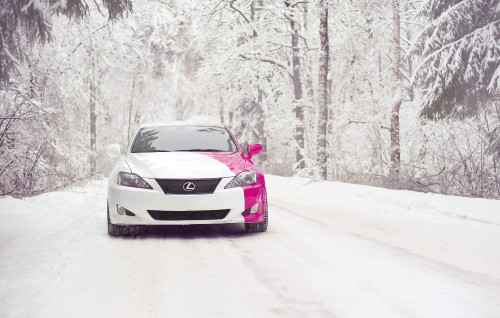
[[183, 182, 195, 192]]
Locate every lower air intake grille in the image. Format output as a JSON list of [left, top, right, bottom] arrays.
[[156, 178, 221, 195], [148, 209, 230, 221]]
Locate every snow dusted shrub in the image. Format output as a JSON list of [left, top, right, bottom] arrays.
[[327, 100, 500, 199], [422, 109, 500, 198], [0, 84, 87, 197], [390, 101, 500, 199]]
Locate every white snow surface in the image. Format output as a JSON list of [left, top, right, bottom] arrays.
[[1, 175, 500, 318]]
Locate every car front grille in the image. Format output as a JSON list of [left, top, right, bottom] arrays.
[[147, 209, 230, 221], [155, 178, 222, 195]]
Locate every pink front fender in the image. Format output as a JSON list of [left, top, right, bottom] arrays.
[[242, 173, 266, 223]]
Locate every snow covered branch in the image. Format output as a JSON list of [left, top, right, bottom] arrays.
[[239, 54, 293, 78], [229, 0, 257, 37], [413, 19, 500, 85]]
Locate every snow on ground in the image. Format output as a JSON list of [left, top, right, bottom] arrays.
[[1, 175, 500, 318]]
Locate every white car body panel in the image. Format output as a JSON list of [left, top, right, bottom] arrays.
[[108, 151, 245, 225], [108, 177, 245, 225], [125, 152, 236, 179]]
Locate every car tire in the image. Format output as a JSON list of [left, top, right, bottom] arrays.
[[245, 190, 268, 233], [107, 202, 130, 237]]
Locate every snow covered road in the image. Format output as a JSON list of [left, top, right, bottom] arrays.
[[1, 176, 500, 318]]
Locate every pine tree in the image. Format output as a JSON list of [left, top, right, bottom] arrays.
[[411, 0, 500, 119], [0, 0, 132, 83]]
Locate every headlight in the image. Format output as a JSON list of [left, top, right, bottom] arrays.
[[225, 170, 257, 189], [118, 172, 153, 189]]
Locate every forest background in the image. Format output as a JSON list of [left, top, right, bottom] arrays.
[[1, 0, 499, 199]]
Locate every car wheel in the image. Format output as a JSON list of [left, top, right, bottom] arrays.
[[107, 202, 130, 237], [245, 190, 268, 233]]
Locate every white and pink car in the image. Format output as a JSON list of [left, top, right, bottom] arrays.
[[106, 122, 268, 236]]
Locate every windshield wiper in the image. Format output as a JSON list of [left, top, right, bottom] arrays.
[[176, 149, 226, 152], [134, 150, 171, 153]]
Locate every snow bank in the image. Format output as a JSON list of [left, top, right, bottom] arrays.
[[267, 175, 500, 226]]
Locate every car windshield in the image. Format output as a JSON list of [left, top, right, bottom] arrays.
[[131, 125, 238, 153]]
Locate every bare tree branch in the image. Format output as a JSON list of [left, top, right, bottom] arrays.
[[288, 1, 308, 8]]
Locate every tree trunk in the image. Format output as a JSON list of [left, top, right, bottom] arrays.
[[317, 0, 329, 180], [406, 28, 414, 101], [303, 2, 315, 102], [252, 1, 267, 163], [256, 86, 267, 162], [285, 0, 305, 170], [89, 36, 97, 177], [390, 0, 402, 177], [219, 95, 225, 123], [128, 73, 136, 145], [89, 87, 97, 176]]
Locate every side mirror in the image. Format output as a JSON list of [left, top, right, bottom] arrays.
[[247, 143, 262, 159], [106, 144, 122, 158]]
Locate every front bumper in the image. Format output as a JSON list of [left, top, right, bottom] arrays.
[[108, 177, 264, 225]]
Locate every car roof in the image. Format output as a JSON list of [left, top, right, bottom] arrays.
[[138, 121, 226, 129]]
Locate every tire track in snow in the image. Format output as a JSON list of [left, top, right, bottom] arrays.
[[272, 199, 500, 293], [268, 199, 500, 318], [266, 203, 419, 318]]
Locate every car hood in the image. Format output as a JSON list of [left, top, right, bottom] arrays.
[[125, 152, 246, 179]]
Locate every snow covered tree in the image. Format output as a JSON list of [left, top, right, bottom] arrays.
[[411, 0, 500, 119], [198, 0, 307, 173], [0, 0, 132, 83]]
